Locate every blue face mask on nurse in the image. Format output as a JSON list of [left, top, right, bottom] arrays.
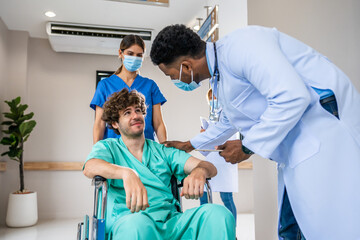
[[119, 46, 144, 72]]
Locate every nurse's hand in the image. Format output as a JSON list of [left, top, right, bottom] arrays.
[[217, 140, 252, 164], [122, 169, 150, 213], [181, 167, 207, 200], [162, 140, 195, 153]]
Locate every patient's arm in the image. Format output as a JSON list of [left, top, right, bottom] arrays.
[[181, 157, 217, 200], [83, 158, 149, 213]]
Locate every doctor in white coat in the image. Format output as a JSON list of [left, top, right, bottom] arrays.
[[150, 24, 360, 240]]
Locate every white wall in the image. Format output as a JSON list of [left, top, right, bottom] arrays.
[[0, 17, 10, 227], [248, 0, 360, 239]]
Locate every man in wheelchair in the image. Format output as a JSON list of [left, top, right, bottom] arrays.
[[83, 89, 235, 239]]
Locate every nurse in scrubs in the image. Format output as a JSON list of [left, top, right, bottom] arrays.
[[91, 35, 167, 143]]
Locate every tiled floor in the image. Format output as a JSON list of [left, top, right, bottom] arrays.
[[0, 214, 255, 240]]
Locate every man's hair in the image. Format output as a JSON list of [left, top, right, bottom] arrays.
[[102, 88, 147, 135], [150, 24, 206, 66]]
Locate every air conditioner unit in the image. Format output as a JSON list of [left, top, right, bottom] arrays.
[[46, 22, 153, 56]]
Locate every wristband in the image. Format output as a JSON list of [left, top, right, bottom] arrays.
[[242, 145, 254, 155]]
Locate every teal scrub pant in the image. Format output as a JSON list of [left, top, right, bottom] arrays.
[[109, 204, 236, 240]]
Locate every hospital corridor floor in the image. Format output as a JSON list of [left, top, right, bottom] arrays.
[[0, 214, 255, 240]]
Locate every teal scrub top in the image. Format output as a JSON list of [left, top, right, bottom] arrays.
[[86, 138, 191, 233]]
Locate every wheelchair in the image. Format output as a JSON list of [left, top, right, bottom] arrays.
[[77, 175, 213, 240]]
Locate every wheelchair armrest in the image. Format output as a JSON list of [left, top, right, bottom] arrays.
[[177, 178, 211, 188], [177, 178, 213, 204], [93, 175, 107, 185]]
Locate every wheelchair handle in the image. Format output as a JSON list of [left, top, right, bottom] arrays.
[[94, 175, 107, 183], [177, 178, 211, 188]]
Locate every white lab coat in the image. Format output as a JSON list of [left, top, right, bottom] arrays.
[[200, 117, 238, 193], [190, 26, 360, 240]]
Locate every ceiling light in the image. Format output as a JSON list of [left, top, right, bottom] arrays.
[[45, 11, 56, 18], [193, 25, 200, 31]]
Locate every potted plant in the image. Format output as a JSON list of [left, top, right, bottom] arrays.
[[0, 96, 37, 227]]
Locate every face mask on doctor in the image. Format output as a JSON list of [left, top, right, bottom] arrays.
[[171, 64, 200, 91], [123, 55, 143, 72]]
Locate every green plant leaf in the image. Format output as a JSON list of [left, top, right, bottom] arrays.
[[19, 120, 36, 137], [17, 112, 34, 124], [3, 125, 19, 135], [5, 97, 21, 114], [3, 112, 18, 120], [23, 134, 30, 142], [5, 100, 16, 113], [0, 137, 16, 145], [1, 121, 14, 125], [13, 97, 21, 106], [1, 151, 10, 156], [17, 104, 28, 115], [4, 100, 12, 106], [8, 147, 22, 160]]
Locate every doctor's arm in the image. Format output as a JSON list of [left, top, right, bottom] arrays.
[[93, 106, 106, 144], [152, 103, 167, 143], [190, 111, 238, 151], [181, 156, 217, 199], [163, 111, 237, 153], [83, 159, 149, 213]]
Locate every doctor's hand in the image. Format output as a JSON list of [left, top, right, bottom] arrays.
[[122, 169, 150, 213], [217, 140, 252, 164], [162, 140, 195, 153], [181, 167, 207, 200]]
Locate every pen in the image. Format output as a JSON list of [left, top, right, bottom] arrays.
[[194, 149, 223, 152]]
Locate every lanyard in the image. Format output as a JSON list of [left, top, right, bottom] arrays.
[[209, 42, 220, 122]]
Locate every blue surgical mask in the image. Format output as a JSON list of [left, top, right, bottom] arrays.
[[123, 55, 143, 72], [171, 64, 200, 91]]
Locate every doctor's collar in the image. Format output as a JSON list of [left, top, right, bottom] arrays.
[[205, 42, 216, 77]]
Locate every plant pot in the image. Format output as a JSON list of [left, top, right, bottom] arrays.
[[6, 191, 38, 227]]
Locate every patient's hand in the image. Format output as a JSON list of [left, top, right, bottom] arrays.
[[122, 169, 149, 213], [163, 140, 195, 153], [180, 167, 207, 200]]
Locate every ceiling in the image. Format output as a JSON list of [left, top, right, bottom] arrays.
[[0, 0, 209, 39]]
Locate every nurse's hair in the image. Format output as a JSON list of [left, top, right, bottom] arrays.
[[102, 88, 147, 135], [150, 24, 206, 66], [114, 35, 145, 75]]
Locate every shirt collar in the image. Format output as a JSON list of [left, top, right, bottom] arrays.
[[205, 42, 215, 77]]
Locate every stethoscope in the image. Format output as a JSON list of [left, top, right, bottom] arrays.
[[209, 42, 220, 122]]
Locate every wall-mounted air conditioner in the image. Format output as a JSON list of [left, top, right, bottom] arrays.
[[46, 22, 153, 56]]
